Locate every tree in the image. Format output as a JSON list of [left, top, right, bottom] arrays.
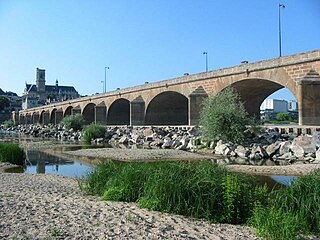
[[276, 112, 291, 122], [200, 87, 251, 144], [0, 96, 10, 111]]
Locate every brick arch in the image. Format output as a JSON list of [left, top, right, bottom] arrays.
[[145, 91, 188, 125], [107, 98, 130, 125], [64, 106, 73, 117], [233, 79, 285, 117], [50, 108, 57, 124], [82, 103, 96, 124]]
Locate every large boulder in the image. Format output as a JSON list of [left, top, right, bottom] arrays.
[[266, 142, 281, 158], [279, 141, 291, 155], [234, 145, 250, 158], [312, 132, 320, 148], [290, 135, 317, 158], [214, 140, 233, 156]]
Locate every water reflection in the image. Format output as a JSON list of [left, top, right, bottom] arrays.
[[22, 149, 94, 177]]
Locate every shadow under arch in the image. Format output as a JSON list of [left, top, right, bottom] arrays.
[[64, 106, 73, 117], [50, 108, 57, 124], [82, 103, 96, 124], [107, 98, 130, 125], [226, 78, 298, 119], [145, 91, 188, 125]]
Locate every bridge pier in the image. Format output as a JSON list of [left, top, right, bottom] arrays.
[[95, 104, 107, 124], [189, 87, 208, 125], [298, 70, 320, 125], [55, 109, 64, 124], [130, 96, 145, 126], [42, 111, 50, 125], [12, 111, 19, 125], [71, 107, 81, 115], [32, 113, 40, 124]]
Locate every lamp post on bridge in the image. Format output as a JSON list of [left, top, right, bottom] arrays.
[[203, 52, 208, 72], [278, 3, 285, 57], [104, 66, 110, 93]]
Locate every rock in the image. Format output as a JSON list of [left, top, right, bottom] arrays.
[[266, 143, 280, 158], [214, 140, 233, 156], [251, 144, 269, 159], [234, 145, 250, 158], [290, 135, 316, 158], [316, 149, 320, 161], [118, 136, 129, 144], [279, 141, 291, 155], [312, 132, 320, 148]]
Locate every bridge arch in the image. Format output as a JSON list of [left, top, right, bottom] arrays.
[[107, 98, 130, 125], [50, 108, 57, 124], [82, 103, 96, 124], [219, 78, 298, 119], [145, 91, 188, 125], [64, 106, 73, 117]]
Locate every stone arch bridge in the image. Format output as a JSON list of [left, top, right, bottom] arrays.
[[14, 50, 320, 126]]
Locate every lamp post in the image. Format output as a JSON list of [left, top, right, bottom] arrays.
[[278, 4, 285, 57], [104, 67, 109, 93], [203, 52, 208, 72]]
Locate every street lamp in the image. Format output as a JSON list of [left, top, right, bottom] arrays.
[[104, 67, 110, 93], [203, 52, 208, 72], [278, 3, 285, 57]]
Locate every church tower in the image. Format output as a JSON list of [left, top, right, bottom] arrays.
[[36, 68, 46, 92]]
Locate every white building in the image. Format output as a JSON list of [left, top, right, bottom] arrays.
[[288, 100, 298, 112], [260, 99, 288, 113]]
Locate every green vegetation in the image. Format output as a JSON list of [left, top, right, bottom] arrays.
[[200, 87, 252, 144], [82, 161, 320, 239], [276, 112, 292, 121], [0, 96, 10, 111], [60, 114, 85, 131], [82, 124, 106, 143], [0, 143, 25, 165], [3, 119, 15, 129], [250, 172, 320, 239], [81, 161, 268, 224]]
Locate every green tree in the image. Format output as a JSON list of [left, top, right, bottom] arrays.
[[0, 96, 10, 111], [61, 114, 85, 131], [276, 112, 291, 122], [200, 87, 251, 143]]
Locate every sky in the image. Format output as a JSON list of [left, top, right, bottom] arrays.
[[0, 0, 319, 101]]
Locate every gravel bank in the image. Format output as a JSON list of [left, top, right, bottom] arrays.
[[0, 173, 258, 239], [66, 147, 320, 176], [65, 148, 212, 161]]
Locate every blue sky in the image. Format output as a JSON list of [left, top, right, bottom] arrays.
[[0, 0, 319, 101]]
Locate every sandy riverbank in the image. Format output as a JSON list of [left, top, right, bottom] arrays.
[[0, 172, 258, 239]]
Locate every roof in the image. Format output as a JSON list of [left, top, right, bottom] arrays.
[[25, 84, 78, 94], [0, 88, 5, 95]]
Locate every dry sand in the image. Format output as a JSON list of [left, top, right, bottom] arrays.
[[0, 172, 258, 240]]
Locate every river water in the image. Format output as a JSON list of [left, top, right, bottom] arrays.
[[1, 136, 297, 185]]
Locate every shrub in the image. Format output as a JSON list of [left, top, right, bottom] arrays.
[[61, 114, 85, 131], [0, 143, 25, 165], [200, 87, 251, 144], [3, 120, 15, 129], [82, 124, 106, 143], [276, 112, 292, 121]]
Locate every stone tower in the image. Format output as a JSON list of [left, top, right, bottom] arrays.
[[36, 68, 46, 92]]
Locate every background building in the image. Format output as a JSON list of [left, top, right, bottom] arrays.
[[22, 68, 80, 109], [260, 99, 298, 120]]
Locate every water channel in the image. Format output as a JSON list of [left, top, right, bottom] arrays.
[[1, 136, 297, 186]]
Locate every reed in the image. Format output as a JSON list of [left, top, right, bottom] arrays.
[[0, 143, 25, 165]]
